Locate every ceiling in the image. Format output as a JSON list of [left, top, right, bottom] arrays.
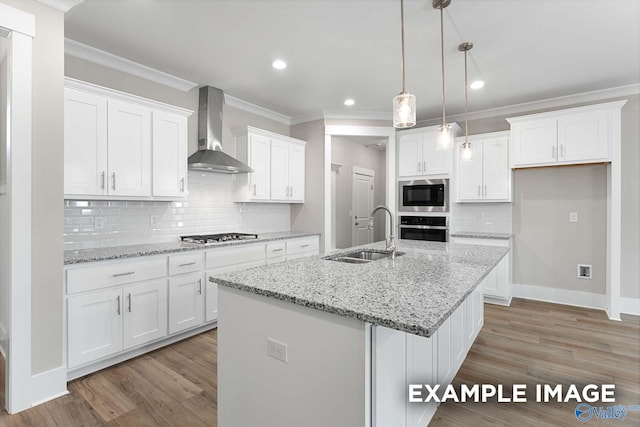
[[64, 0, 640, 122]]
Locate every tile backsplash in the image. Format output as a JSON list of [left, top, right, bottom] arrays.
[[64, 171, 291, 249], [450, 202, 513, 234]]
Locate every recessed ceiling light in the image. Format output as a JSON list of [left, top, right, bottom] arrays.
[[344, 98, 355, 106], [470, 80, 485, 89], [272, 59, 287, 70]]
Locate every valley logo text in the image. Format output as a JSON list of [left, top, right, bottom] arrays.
[[408, 383, 616, 403]]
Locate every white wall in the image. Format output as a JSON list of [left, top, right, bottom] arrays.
[[331, 137, 386, 248]]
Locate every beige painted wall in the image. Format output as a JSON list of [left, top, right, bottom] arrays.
[[1, 0, 65, 374], [331, 137, 386, 248], [512, 165, 607, 293], [290, 120, 326, 251], [219, 286, 365, 427]]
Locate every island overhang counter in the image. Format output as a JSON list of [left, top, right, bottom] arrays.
[[211, 240, 509, 427]]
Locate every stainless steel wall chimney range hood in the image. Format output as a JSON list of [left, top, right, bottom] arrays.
[[187, 86, 253, 174]]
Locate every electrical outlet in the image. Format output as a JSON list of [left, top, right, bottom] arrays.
[[94, 216, 104, 230], [149, 215, 158, 227], [569, 212, 578, 223], [267, 338, 288, 363], [577, 264, 592, 279]]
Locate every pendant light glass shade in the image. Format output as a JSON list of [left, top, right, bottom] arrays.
[[393, 0, 416, 129], [436, 124, 453, 150], [460, 141, 473, 161], [393, 92, 416, 128]]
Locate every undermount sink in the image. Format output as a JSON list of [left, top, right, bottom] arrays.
[[326, 249, 405, 264]]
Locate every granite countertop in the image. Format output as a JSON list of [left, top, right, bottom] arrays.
[[450, 231, 513, 240], [64, 231, 320, 265], [210, 240, 509, 338]]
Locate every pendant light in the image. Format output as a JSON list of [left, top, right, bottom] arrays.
[[434, 0, 452, 150], [459, 42, 473, 161], [393, 0, 416, 128]]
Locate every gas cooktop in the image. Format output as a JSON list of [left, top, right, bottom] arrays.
[[180, 232, 259, 245]]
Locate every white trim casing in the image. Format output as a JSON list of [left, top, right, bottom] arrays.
[[64, 38, 198, 92], [0, 3, 35, 36], [29, 366, 68, 407], [620, 297, 640, 316], [37, 0, 85, 12], [512, 283, 606, 311]]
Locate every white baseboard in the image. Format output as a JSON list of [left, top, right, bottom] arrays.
[[30, 365, 68, 407], [484, 295, 513, 306], [620, 297, 640, 316], [512, 283, 606, 310]]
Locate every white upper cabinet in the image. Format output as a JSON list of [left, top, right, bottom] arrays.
[[107, 99, 152, 197], [507, 101, 625, 168], [64, 78, 192, 200], [234, 126, 306, 203], [397, 124, 459, 177], [152, 111, 188, 198], [64, 88, 108, 196], [456, 132, 511, 202]]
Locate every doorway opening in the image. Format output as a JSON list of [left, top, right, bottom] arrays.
[[331, 136, 387, 249]]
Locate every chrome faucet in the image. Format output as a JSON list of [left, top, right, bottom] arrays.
[[368, 205, 396, 259]]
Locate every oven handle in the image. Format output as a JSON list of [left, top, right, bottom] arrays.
[[399, 225, 449, 230]]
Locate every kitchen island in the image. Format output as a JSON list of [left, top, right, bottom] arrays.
[[211, 240, 509, 427]]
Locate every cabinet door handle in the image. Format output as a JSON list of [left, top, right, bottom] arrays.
[[289, 186, 293, 197], [198, 278, 202, 295], [560, 144, 565, 158], [478, 185, 481, 197], [552, 146, 556, 159], [253, 184, 256, 196], [128, 293, 132, 312], [417, 161, 421, 174], [112, 172, 116, 190], [422, 161, 426, 173], [116, 295, 121, 316], [285, 186, 289, 197], [101, 171, 105, 190], [112, 271, 135, 277], [180, 177, 185, 192], [179, 262, 197, 267]]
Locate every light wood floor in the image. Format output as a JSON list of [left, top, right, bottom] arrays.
[[0, 299, 638, 426]]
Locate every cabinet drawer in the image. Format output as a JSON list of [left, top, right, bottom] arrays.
[[266, 241, 286, 259], [286, 236, 319, 258], [169, 252, 204, 276], [67, 257, 167, 294], [206, 243, 266, 270]]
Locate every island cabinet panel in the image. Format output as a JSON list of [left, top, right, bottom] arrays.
[[375, 282, 486, 427]]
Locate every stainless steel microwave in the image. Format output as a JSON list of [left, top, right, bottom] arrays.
[[398, 179, 449, 212]]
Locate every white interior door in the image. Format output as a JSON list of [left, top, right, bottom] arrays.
[[352, 171, 374, 246]]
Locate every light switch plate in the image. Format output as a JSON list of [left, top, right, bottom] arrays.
[[267, 338, 288, 363]]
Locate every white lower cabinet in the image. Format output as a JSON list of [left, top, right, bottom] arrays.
[[65, 235, 320, 376], [375, 279, 485, 427], [68, 288, 123, 369], [169, 272, 205, 334], [67, 278, 168, 369]]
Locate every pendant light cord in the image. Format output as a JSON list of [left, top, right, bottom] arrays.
[[464, 48, 469, 143], [400, 0, 406, 93], [440, 6, 446, 128]]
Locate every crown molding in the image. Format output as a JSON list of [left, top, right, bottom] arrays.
[[291, 110, 391, 126], [64, 38, 198, 92], [224, 95, 291, 125], [416, 83, 640, 127], [37, 0, 85, 12], [290, 111, 324, 126]]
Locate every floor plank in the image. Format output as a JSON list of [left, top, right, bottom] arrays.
[[0, 298, 637, 426]]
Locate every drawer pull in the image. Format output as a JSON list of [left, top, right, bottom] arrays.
[[112, 271, 135, 278], [301, 244, 310, 248], [271, 248, 283, 252], [178, 262, 197, 267]]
